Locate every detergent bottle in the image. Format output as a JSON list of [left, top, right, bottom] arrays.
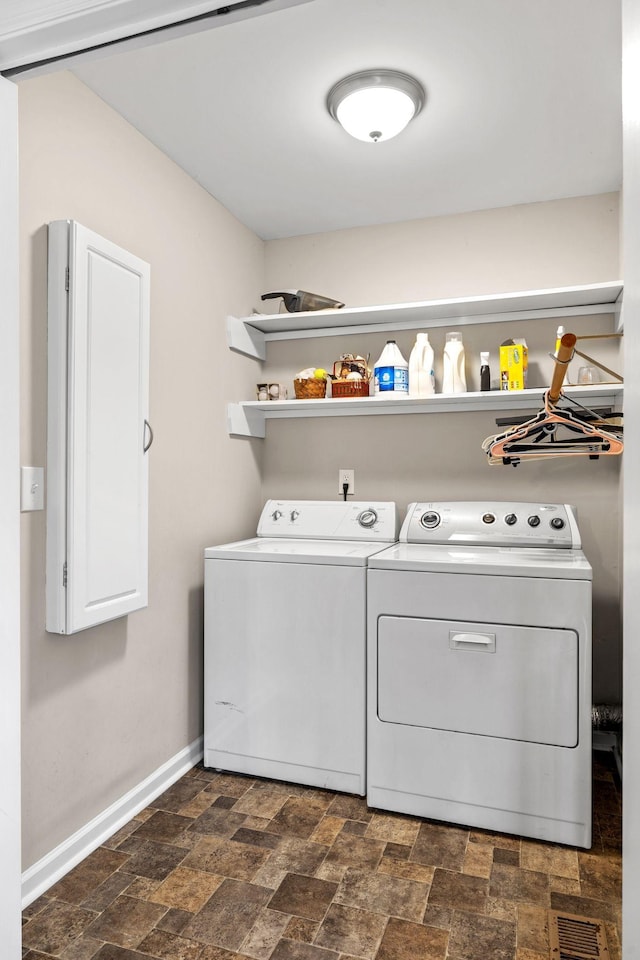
[[374, 340, 409, 397], [480, 351, 491, 391], [554, 325, 570, 383], [442, 331, 467, 393], [408, 333, 435, 398]]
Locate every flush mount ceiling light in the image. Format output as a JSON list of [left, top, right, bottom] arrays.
[[327, 69, 425, 143]]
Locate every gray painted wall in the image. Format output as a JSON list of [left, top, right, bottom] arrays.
[[19, 71, 265, 869], [262, 195, 622, 704], [18, 70, 623, 874]]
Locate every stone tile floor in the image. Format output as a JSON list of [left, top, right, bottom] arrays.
[[22, 752, 621, 960]]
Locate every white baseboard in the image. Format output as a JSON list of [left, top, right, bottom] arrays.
[[21, 736, 203, 908]]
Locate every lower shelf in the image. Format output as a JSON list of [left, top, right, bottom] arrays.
[[227, 384, 623, 438]]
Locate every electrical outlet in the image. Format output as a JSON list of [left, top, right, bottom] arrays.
[[338, 468, 355, 496]]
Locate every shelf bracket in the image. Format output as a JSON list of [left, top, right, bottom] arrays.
[[227, 402, 265, 438], [226, 315, 266, 360]]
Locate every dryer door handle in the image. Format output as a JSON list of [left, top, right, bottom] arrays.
[[449, 631, 496, 652]]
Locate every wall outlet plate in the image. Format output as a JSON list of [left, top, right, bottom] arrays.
[[338, 468, 355, 495]]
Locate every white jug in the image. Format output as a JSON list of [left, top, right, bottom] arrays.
[[409, 333, 435, 397], [374, 340, 409, 397], [442, 331, 467, 393]]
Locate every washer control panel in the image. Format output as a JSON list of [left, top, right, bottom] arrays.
[[258, 500, 397, 541], [401, 502, 580, 548]]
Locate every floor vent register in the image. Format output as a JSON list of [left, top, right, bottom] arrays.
[[549, 911, 611, 960]]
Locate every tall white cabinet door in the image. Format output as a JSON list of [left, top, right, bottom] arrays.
[[47, 220, 151, 634]]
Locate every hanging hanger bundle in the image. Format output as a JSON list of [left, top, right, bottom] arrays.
[[482, 333, 624, 467]]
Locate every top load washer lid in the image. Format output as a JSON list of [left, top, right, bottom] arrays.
[[367, 542, 592, 579], [204, 537, 394, 566], [204, 500, 398, 566]]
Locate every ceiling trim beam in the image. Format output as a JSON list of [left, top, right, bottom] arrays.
[[0, 0, 314, 77]]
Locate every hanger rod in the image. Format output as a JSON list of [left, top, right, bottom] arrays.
[[549, 333, 577, 404]]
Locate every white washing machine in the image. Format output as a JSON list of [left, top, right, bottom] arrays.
[[204, 500, 397, 795], [367, 501, 592, 847]]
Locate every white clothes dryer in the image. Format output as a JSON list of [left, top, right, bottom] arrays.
[[204, 499, 397, 795], [367, 501, 592, 847]]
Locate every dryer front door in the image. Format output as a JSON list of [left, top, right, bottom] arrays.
[[377, 616, 578, 748]]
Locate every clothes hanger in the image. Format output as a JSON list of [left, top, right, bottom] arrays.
[[482, 333, 624, 466]]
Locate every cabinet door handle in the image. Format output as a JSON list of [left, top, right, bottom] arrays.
[[143, 419, 154, 453]]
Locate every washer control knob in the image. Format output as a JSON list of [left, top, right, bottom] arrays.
[[482, 513, 496, 524], [358, 509, 378, 528], [290, 510, 299, 521], [528, 515, 541, 527], [420, 511, 441, 529], [550, 517, 565, 530], [504, 514, 518, 526], [271, 509, 283, 520]]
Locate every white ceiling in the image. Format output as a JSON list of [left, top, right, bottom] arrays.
[[71, 0, 622, 240]]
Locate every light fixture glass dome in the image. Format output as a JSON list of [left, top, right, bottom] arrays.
[[327, 69, 425, 143]]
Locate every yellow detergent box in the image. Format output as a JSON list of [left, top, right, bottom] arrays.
[[500, 339, 528, 391]]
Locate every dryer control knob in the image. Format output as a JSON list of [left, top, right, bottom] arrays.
[[528, 515, 541, 527], [271, 510, 283, 520], [550, 517, 565, 530], [358, 509, 378, 528], [505, 514, 517, 526], [420, 511, 441, 529]]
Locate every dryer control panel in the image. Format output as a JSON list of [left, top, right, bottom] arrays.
[[400, 501, 581, 548], [257, 500, 398, 541]]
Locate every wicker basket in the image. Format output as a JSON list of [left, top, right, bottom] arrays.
[[293, 377, 327, 399], [331, 379, 370, 399]]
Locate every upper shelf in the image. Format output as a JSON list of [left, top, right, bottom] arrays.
[[227, 281, 623, 360]]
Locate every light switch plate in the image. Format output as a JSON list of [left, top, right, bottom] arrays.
[[21, 466, 44, 512]]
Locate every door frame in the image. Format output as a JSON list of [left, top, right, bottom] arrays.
[[622, 0, 640, 951], [2, 1, 637, 956], [0, 73, 21, 957]]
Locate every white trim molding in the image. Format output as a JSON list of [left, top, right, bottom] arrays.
[[623, 0, 640, 952], [21, 737, 203, 908], [0, 0, 315, 74], [0, 73, 21, 960]]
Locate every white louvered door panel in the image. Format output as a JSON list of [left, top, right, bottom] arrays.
[[46, 220, 150, 634]]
